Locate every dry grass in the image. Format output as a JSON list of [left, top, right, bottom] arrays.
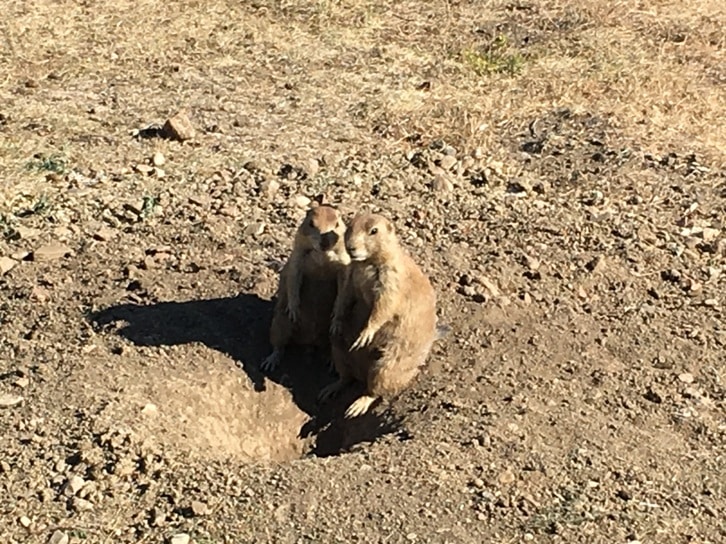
[[0, 0, 723, 206]]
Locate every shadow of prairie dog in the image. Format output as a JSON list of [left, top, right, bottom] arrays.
[[261, 196, 350, 371], [320, 212, 441, 418]]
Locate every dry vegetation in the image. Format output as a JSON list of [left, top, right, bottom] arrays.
[[0, 1, 724, 543]]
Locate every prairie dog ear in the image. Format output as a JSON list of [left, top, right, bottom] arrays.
[[311, 193, 326, 207], [386, 217, 396, 234]]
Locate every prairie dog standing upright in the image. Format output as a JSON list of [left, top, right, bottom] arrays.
[[261, 198, 350, 371], [320, 212, 439, 417]]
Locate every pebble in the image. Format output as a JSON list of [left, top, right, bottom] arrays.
[[702, 228, 720, 243], [93, 226, 116, 242], [141, 403, 159, 416], [48, 530, 69, 544], [0, 256, 16, 275], [498, 469, 516, 484], [65, 475, 86, 495], [191, 499, 209, 516], [163, 111, 196, 141], [19, 515, 32, 528], [73, 497, 94, 511], [32, 243, 71, 262], [244, 222, 265, 237], [432, 174, 454, 193], [439, 155, 457, 171], [188, 194, 211, 207], [152, 152, 166, 166], [0, 393, 24, 408], [305, 158, 320, 178], [170, 534, 191, 544], [678, 373, 694, 384], [292, 194, 311, 208], [14, 377, 30, 389], [134, 164, 154, 175], [260, 179, 280, 197]]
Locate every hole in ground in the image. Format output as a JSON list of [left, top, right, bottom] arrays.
[[89, 294, 403, 461]]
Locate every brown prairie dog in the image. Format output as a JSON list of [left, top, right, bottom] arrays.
[[320, 212, 439, 418], [261, 198, 351, 371]]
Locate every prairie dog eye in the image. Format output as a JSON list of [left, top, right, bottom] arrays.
[[370, 227, 378, 235]]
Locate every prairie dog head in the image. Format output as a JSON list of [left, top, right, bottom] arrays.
[[345, 213, 397, 263], [298, 203, 347, 254]]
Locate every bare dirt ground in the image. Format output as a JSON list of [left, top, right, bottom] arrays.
[[1, 1, 724, 543]]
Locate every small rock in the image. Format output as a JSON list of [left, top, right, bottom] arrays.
[[498, 469, 516, 485], [292, 194, 311, 208], [170, 534, 191, 544], [14, 377, 30, 389], [15, 226, 41, 239], [616, 489, 632, 501], [432, 174, 454, 193], [523, 254, 540, 271], [260, 179, 280, 197], [191, 500, 209, 516], [0, 393, 24, 408], [244, 222, 265, 237], [478, 276, 501, 297], [141, 403, 159, 416], [683, 387, 701, 399], [124, 201, 147, 216], [439, 155, 457, 171], [702, 228, 720, 243], [73, 497, 94, 511], [93, 226, 116, 242], [134, 164, 154, 175], [188, 194, 210, 207], [305, 158, 320, 178], [64, 475, 86, 496], [0, 256, 16, 275], [32, 243, 71, 262], [643, 388, 663, 404], [678, 373, 694, 384], [152, 152, 166, 167], [163, 111, 196, 141], [703, 298, 719, 307], [585, 255, 605, 273], [31, 285, 50, 302], [472, 478, 485, 488], [11, 250, 30, 261], [19, 515, 32, 528], [48, 530, 69, 544]]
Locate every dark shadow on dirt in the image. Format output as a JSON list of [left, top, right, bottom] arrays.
[[88, 293, 402, 457]]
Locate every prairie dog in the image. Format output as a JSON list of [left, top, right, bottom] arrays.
[[320, 212, 439, 418], [261, 198, 350, 371]]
